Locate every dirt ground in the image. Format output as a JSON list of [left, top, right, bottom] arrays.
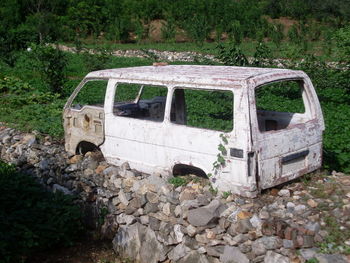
[[27, 239, 121, 263]]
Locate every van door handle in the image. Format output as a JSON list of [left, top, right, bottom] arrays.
[[282, 150, 309, 164]]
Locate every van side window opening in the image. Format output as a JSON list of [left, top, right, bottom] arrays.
[[71, 80, 108, 109], [255, 80, 308, 132], [114, 83, 167, 122], [171, 88, 234, 132]]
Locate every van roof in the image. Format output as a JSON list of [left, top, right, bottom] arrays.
[[86, 65, 304, 87]]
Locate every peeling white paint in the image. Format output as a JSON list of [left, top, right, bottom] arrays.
[[63, 65, 324, 197]]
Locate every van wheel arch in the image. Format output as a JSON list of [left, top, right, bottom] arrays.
[[76, 141, 100, 155], [172, 163, 208, 178]]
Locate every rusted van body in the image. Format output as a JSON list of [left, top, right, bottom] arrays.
[[63, 65, 324, 197]]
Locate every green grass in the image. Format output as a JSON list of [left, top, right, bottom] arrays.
[[168, 176, 189, 187]]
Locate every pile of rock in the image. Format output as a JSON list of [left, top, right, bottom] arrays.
[[56, 44, 349, 70], [0, 126, 349, 263]]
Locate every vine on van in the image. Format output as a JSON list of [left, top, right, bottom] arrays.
[[209, 134, 229, 179]]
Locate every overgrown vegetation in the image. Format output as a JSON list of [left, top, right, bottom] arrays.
[[0, 161, 83, 262], [1, 0, 350, 50]]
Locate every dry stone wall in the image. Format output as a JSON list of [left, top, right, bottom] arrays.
[[0, 125, 349, 263]]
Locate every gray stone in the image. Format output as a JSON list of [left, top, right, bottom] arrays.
[[286, 202, 295, 212], [197, 194, 210, 206], [113, 223, 142, 262], [2, 135, 11, 144], [39, 159, 49, 170], [315, 253, 349, 263], [206, 245, 225, 257], [252, 236, 282, 256], [250, 214, 262, 229], [238, 242, 251, 253], [113, 223, 166, 263], [157, 222, 181, 245], [103, 166, 119, 176], [116, 214, 135, 225], [294, 204, 306, 214], [118, 190, 130, 206], [278, 189, 290, 197], [174, 224, 184, 243], [264, 251, 289, 263], [174, 205, 182, 217], [228, 218, 254, 235], [186, 224, 197, 237], [162, 202, 172, 216], [52, 184, 72, 195], [232, 234, 248, 245], [195, 233, 209, 244], [305, 222, 320, 233], [129, 195, 147, 209], [149, 216, 161, 231], [299, 248, 318, 260], [139, 226, 167, 263], [282, 239, 294, 249], [146, 192, 159, 203], [188, 199, 223, 227], [144, 202, 159, 213], [168, 244, 191, 261], [177, 251, 210, 263], [21, 134, 36, 146], [65, 163, 79, 172], [140, 215, 149, 225], [180, 189, 197, 202], [198, 247, 206, 254], [220, 246, 249, 263], [182, 236, 198, 250], [303, 235, 314, 248], [132, 174, 167, 193]]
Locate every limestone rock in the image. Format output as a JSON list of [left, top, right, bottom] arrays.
[[177, 251, 210, 263], [188, 199, 223, 227], [113, 222, 166, 263], [264, 251, 289, 263], [315, 253, 349, 263], [220, 245, 249, 263], [167, 244, 191, 261]]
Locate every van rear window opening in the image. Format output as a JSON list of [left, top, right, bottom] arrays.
[[255, 80, 308, 132]]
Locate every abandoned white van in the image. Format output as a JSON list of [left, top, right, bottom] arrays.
[[63, 65, 324, 197]]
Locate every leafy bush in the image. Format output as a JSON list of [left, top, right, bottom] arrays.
[[0, 161, 83, 262], [270, 23, 284, 47], [216, 43, 248, 66], [161, 18, 176, 43], [82, 47, 112, 71], [28, 44, 68, 95], [182, 14, 211, 46], [0, 76, 32, 94], [336, 26, 350, 60]]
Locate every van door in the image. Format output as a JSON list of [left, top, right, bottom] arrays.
[[249, 77, 324, 189], [102, 82, 169, 172], [63, 79, 108, 154]]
